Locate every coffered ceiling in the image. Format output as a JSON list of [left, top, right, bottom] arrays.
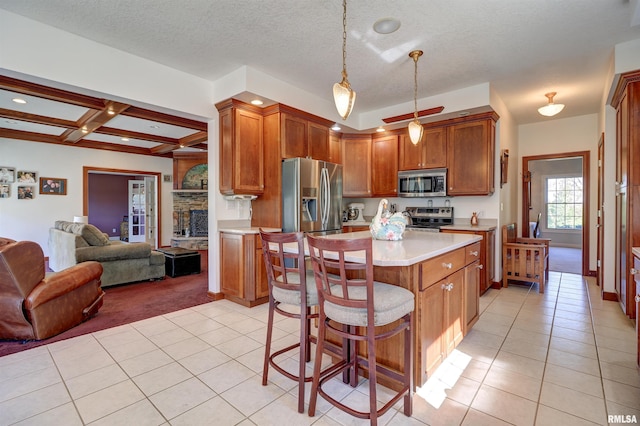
[[0, 75, 208, 157]]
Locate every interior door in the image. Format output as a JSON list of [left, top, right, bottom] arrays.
[[128, 180, 146, 243], [144, 176, 157, 247], [597, 133, 604, 288]]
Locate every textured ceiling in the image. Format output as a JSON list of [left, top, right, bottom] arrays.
[[1, 0, 640, 127]]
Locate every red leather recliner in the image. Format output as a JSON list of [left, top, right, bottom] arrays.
[[0, 238, 104, 340]]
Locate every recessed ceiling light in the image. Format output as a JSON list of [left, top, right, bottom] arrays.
[[121, 137, 129, 142], [81, 126, 89, 134], [5, 120, 18, 124], [373, 18, 401, 34], [376, 126, 385, 132], [251, 99, 264, 106], [12, 98, 27, 104], [150, 125, 160, 129], [107, 107, 115, 115], [459, 111, 470, 117], [331, 123, 341, 131]]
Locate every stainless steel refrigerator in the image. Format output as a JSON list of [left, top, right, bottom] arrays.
[[282, 158, 343, 235]]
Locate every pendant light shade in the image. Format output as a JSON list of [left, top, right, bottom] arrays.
[[408, 50, 424, 145], [538, 92, 565, 117], [333, 0, 355, 120]]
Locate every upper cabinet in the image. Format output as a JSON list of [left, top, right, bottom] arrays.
[[216, 99, 264, 195], [445, 112, 498, 196], [398, 127, 447, 170], [372, 134, 398, 197], [280, 106, 333, 162], [342, 134, 372, 197], [328, 131, 342, 164]]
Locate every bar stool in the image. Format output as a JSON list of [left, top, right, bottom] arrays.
[[306, 235, 414, 425], [259, 230, 340, 414]]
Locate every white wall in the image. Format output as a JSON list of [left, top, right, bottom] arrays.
[[518, 114, 599, 272], [0, 139, 173, 255]]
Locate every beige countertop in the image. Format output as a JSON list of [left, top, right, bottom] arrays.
[[219, 227, 280, 235], [280, 230, 481, 267]]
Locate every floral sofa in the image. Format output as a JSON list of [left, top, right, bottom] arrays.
[[48, 221, 165, 287]]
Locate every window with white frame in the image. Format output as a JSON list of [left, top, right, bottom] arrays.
[[545, 175, 583, 230]]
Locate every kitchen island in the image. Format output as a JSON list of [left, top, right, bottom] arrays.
[[284, 230, 483, 388]]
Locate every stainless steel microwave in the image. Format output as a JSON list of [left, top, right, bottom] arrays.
[[398, 169, 447, 197]]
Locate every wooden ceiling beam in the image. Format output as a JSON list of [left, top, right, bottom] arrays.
[[0, 108, 77, 128], [382, 106, 445, 124], [149, 131, 208, 154], [122, 106, 208, 132], [63, 101, 130, 143], [0, 75, 105, 110]]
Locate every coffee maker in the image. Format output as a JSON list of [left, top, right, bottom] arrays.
[[345, 203, 366, 224]]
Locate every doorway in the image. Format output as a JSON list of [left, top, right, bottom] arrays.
[[522, 151, 590, 276], [83, 166, 162, 248]]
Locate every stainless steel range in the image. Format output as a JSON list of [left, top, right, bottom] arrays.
[[405, 207, 454, 232]]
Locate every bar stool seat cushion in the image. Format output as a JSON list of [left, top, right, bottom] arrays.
[[272, 271, 318, 306], [324, 282, 414, 327]]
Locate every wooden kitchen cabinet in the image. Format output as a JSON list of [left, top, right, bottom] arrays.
[[220, 232, 268, 307], [418, 268, 464, 382], [446, 115, 496, 196], [398, 128, 447, 170], [633, 254, 640, 365], [342, 134, 372, 197], [280, 110, 331, 162], [371, 134, 398, 197], [441, 228, 495, 294], [328, 130, 342, 164], [611, 70, 640, 321], [216, 99, 264, 195]]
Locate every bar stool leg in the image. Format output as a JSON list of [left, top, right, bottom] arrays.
[[262, 298, 276, 386]]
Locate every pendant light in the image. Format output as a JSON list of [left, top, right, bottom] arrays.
[[408, 50, 424, 145], [333, 0, 355, 120], [538, 92, 565, 117]]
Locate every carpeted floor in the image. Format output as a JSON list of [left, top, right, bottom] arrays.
[[549, 246, 582, 275], [0, 250, 211, 357]]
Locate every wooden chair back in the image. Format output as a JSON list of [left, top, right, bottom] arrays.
[[259, 230, 308, 296], [502, 223, 548, 293]]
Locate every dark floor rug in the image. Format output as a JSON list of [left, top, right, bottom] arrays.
[[0, 251, 211, 357]]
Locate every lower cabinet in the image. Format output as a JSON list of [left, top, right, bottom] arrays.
[[634, 255, 640, 366], [220, 232, 268, 307], [417, 243, 480, 383], [441, 228, 495, 294]]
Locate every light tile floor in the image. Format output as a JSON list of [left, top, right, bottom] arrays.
[[1, 272, 638, 425]]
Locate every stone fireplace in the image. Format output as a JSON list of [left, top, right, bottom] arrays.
[[172, 191, 208, 250]]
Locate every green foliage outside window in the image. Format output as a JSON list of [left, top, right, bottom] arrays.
[[546, 176, 583, 229]]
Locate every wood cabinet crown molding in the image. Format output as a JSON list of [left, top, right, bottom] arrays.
[[610, 69, 640, 108]]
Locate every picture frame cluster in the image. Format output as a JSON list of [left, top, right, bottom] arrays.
[[0, 167, 67, 199]]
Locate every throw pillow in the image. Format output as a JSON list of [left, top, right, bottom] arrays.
[[81, 224, 110, 246]]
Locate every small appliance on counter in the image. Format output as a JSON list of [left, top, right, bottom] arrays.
[[344, 202, 367, 224]]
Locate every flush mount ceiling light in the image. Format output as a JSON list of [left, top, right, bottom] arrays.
[[12, 98, 27, 104], [333, 0, 356, 120], [408, 50, 424, 145], [538, 92, 565, 117], [331, 123, 342, 131], [373, 18, 400, 34]]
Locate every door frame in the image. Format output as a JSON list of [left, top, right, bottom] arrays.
[[522, 151, 591, 277], [83, 166, 162, 246]]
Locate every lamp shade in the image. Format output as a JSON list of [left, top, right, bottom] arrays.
[[333, 81, 356, 120], [73, 215, 88, 224], [408, 119, 424, 145], [538, 92, 565, 117]]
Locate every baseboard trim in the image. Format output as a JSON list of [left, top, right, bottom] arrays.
[[208, 291, 225, 301], [602, 291, 618, 302]]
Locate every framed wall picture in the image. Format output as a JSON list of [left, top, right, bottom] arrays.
[[500, 149, 509, 188], [39, 177, 67, 195], [17, 186, 34, 199], [0, 184, 10, 198], [17, 171, 37, 183], [0, 167, 15, 183]]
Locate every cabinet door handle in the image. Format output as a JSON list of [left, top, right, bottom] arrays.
[[446, 283, 454, 291], [470, 250, 479, 256], [476, 264, 484, 269], [631, 268, 639, 275], [442, 262, 453, 269], [636, 295, 640, 303], [441, 283, 447, 290]]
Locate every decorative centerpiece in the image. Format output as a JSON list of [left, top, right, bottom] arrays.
[[370, 199, 408, 240]]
